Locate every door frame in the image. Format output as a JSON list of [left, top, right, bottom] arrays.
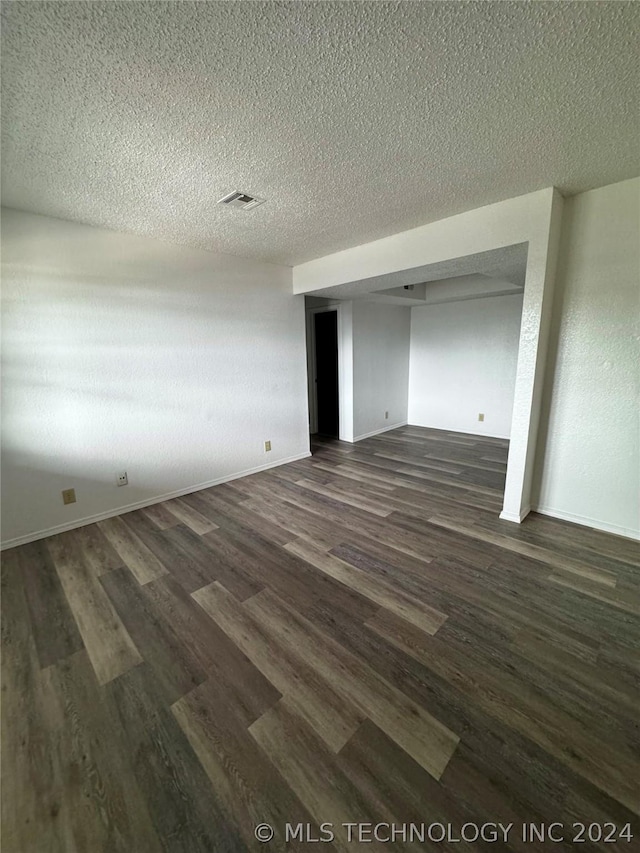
[[306, 305, 342, 437]]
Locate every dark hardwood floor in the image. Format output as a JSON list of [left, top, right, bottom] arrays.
[[2, 426, 639, 852]]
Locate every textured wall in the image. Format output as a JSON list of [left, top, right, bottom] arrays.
[[408, 294, 523, 439], [352, 302, 411, 440], [1, 209, 310, 547], [534, 178, 640, 539]]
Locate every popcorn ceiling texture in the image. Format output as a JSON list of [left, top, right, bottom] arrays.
[[2, 1, 638, 265]]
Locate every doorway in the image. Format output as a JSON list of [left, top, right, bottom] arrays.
[[309, 308, 339, 438]]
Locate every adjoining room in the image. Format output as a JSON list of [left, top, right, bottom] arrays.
[[2, 2, 639, 851]]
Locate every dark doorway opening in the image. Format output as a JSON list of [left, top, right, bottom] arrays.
[[314, 311, 339, 438]]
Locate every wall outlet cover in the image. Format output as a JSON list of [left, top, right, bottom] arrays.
[[61, 488, 76, 505], [117, 472, 128, 486], [264, 440, 272, 452]]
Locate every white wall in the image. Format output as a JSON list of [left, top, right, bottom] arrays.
[[1, 209, 310, 547], [534, 178, 640, 539], [408, 294, 523, 439], [352, 301, 411, 440]]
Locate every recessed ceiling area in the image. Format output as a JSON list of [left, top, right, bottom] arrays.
[[302, 243, 529, 305], [369, 274, 523, 308], [1, 1, 638, 266]]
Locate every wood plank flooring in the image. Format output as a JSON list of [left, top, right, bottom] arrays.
[[2, 426, 639, 852]]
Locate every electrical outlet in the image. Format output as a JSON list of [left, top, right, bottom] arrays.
[[478, 413, 485, 422], [264, 440, 271, 452], [116, 471, 128, 487], [385, 411, 389, 420], [61, 488, 76, 505]]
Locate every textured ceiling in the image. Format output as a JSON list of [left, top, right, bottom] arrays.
[[2, 1, 639, 266]]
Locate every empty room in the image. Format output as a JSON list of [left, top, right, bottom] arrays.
[[1, 2, 639, 851]]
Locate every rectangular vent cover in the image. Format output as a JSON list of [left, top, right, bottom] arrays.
[[218, 190, 266, 210]]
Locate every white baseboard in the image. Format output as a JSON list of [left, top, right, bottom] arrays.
[[532, 504, 640, 542], [407, 421, 510, 440], [352, 421, 408, 442], [0, 451, 312, 551], [499, 506, 531, 524]]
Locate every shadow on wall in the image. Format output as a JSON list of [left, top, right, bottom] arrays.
[[1, 251, 307, 545], [2, 267, 294, 436], [0, 460, 135, 546]]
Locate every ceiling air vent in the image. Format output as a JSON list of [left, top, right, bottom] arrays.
[[217, 190, 266, 210]]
